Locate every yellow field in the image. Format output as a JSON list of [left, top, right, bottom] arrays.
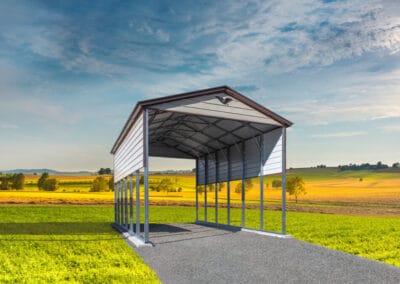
[[2, 171, 400, 216]]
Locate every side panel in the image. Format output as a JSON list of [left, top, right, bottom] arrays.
[[262, 128, 282, 176], [114, 114, 144, 182], [197, 128, 283, 183]]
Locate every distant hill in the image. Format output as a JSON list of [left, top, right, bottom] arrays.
[[0, 169, 95, 175]]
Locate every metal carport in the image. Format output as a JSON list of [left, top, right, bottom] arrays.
[[110, 86, 292, 246]]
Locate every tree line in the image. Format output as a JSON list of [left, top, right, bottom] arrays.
[[338, 161, 398, 171], [0, 173, 25, 190]]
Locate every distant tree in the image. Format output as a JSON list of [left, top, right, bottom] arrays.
[[0, 175, 10, 190], [218, 182, 225, 192], [108, 176, 114, 191], [207, 184, 215, 192], [157, 178, 174, 192], [245, 178, 253, 190], [37, 172, 49, 190], [234, 182, 243, 194], [272, 180, 282, 188], [286, 176, 306, 203], [12, 173, 25, 190], [90, 176, 109, 192], [139, 175, 144, 185], [98, 168, 112, 175], [198, 185, 204, 196], [42, 178, 59, 191], [316, 164, 326, 168], [192, 168, 196, 173], [393, 162, 400, 168], [339, 162, 389, 171]]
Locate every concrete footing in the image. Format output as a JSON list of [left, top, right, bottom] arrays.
[[112, 223, 153, 248]]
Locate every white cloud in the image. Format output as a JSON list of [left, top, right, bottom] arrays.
[[311, 131, 367, 138]]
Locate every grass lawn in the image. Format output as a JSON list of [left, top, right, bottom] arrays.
[[1, 205, 399, 283], [0, 206, 160, 283]]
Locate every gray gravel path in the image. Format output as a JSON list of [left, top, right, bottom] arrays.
[[135, 223, 400, 284]]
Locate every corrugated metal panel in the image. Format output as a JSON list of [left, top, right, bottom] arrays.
[[262, 128, 282, 176], [114, 114, 144, 182], [206, 153, 216, 183], [229, 143, 244, 181], [217, 149, 228, 182], [245, 138, 260, 178], [152, 94, 282, 125], [196, 128, 283, 184], [198, 157, 206, 184]]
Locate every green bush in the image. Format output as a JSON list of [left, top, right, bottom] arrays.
[[90, 176, 109, 192], [42, 179, 59, 191], [272, 179, 282, 188]]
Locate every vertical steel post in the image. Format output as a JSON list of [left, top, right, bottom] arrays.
[[129, 174, 134, 234], [195, 159, 199, 222], [118, 180, 122, 226], [259, 135, 264, 231], [116, 182, 120, 225], [144, 109, 150, 243], [204, 155, 208, 222], [241, 142, 245, 228], [227, 147, 231, 226], [114, 182, 117, 224], [282, 127, 287, 235], [124, 178, 128, 228], [215, 152, 218, 225], [136, 170, 140, 236]]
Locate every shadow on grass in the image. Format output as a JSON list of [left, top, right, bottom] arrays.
[[0, 222, 192, 236], [0, 222, 112, 235]]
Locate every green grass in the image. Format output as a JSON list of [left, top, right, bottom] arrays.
[[1, 205, 399, 283], [0, 206, 160, 283]]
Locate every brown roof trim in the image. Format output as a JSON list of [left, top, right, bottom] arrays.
[[110, 85, 293, 154]]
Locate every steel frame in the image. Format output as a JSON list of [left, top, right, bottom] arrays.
[[113, 109, 288, 245]]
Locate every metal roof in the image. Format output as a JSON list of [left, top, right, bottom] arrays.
[[111, 86, 292, 155]]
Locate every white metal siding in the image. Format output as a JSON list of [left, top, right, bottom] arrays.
[[197, 128, 283, 184], [262, 128, 282, 176], [152, 94, 282, 125], [114, 115, 144, 182]]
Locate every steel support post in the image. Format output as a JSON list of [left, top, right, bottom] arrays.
[[215, 153, 218, 225], [195, 159, 199, 222], [259, 135, 264, 231], [136, 170, 140, 236], [114, 182, 117, 223], [116, 182, 120, 225], [125, 178, 128, 228], [129, 174, 134, 234], [227, 146, 231, 225], [241, 142, 245, 228], [144, 109, 150, 243], [120, 182, 123, 225], [282, 127, 287, 235], [204, 155, 208, 222]]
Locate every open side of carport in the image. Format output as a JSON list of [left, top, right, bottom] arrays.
[[110, 86, 292, 246]]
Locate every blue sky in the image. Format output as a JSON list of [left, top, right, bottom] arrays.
[[1, 0, 399, 171]]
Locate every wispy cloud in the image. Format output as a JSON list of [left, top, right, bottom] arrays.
[[381, 125, 400, 132], [0, 123, 19, 129], [311, 131, 368, 138]]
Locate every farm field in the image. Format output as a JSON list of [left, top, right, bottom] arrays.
[[0, 205, 399, 284], [3, 168, 400, 216]]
